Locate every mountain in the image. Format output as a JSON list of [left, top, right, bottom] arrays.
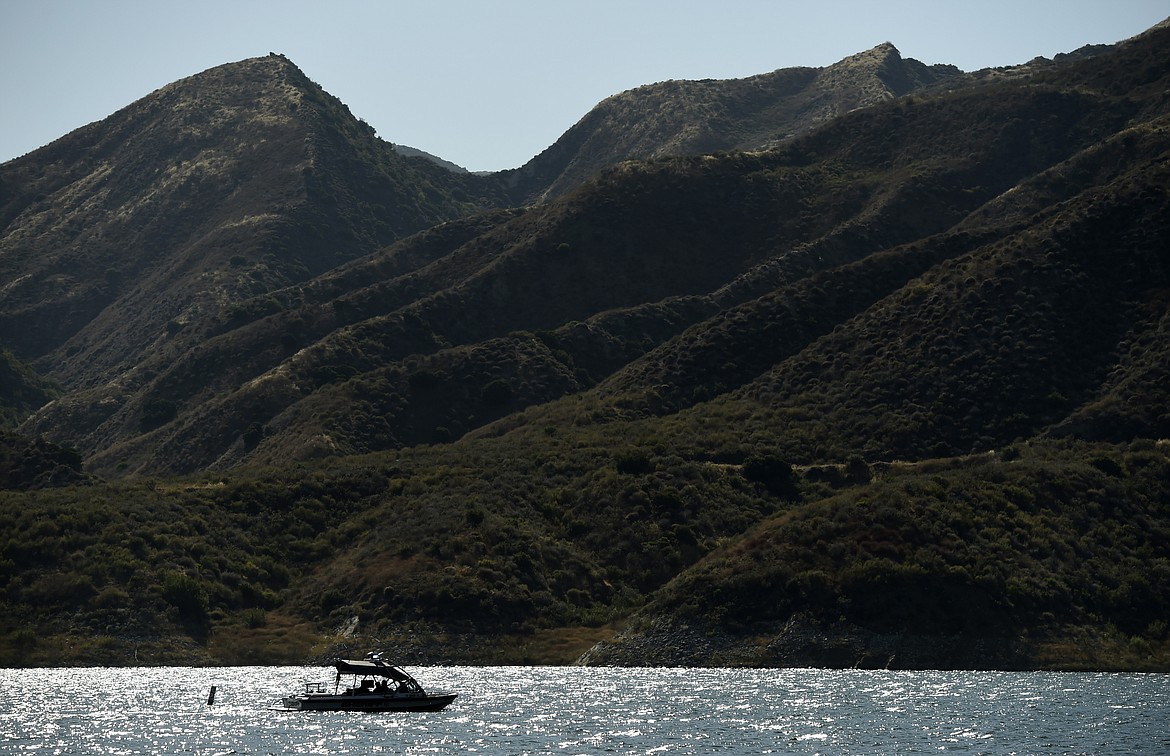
[[0, 45, 959, 476], [503, 42, 962, 203], [1, 22, 1169, 669], [0, 54, 508, 389]]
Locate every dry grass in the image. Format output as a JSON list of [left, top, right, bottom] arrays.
[[207, 613, 328, 665], [1030, 628, 1170, 672], [499, 622, 626, 665]]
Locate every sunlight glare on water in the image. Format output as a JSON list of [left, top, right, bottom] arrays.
[[0, 666, 1166, 753]]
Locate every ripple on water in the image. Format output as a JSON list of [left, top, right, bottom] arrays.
[[0, 667, 1166, 754]]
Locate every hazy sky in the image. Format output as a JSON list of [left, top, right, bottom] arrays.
[[2, 1, 1167, 172]]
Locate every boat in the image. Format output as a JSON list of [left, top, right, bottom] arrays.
[[281, 655, 457, 712]]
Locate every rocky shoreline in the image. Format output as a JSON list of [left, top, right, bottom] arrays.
[[10, 613, 1167, 670], [575, 614, 1036, 670]]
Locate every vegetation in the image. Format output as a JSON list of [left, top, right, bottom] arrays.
[[623, 440, 1170, 669], [1, 433, 1167, 668], [1, 26, 1170, 668]]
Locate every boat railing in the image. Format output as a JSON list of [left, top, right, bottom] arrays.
[[303, 682, 328, 694]]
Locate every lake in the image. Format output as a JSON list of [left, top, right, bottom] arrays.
[[1, 665, 1165, 753]]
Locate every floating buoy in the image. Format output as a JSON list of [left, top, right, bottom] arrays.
[[207, 685, 217, 706]]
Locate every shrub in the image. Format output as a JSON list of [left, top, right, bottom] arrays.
[[23, 572, 97, 605], [91, 586, 130, 609], [162, 571, 209, 626], [244, 608, 267, 628], [615, 450, 652, 475], [465, 505, 486, 527]]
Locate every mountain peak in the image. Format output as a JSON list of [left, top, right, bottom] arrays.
[[847, 41, 902, 62], [0, 51, 506, 385], [814, 39, 964, 104]]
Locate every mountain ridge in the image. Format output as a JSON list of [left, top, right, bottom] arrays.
[[501, 42, 962, 203], [6, 27, 1169, 475]]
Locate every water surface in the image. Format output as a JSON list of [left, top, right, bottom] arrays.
[[1, 666, 1165, 753]]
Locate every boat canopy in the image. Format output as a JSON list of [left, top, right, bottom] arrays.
[[332, 658, 415, 681]]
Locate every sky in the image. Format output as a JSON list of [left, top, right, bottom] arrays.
[[2, 1, 1168, 172]]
